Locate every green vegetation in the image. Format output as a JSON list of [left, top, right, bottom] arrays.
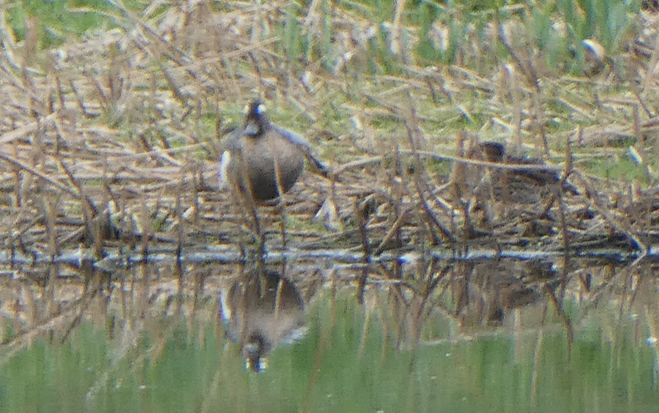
[[7, 0, 139, 49], [9, 0, 642, 74], [582, 152, 653, 183]]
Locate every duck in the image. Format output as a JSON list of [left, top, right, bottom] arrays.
[[219, 100, 328, 203], [478, 141, 579, 197]]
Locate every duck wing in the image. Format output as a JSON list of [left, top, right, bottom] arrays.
[[274, 126, 330, 177], [274, 126, 312, 148]]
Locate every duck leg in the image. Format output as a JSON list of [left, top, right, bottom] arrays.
[[273, 155, 288, 251], [248, 198, 266, 267], [233, 158, 266, 266]]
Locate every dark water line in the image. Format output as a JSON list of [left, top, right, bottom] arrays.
[[0, 244, 651, 270]]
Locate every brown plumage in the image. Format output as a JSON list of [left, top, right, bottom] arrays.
[[479, 141, 579, 196]]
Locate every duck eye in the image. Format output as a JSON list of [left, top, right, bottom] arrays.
[[256, 104, 266, 114]]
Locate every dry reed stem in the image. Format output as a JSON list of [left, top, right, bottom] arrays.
[[0, 0, 652, 266]]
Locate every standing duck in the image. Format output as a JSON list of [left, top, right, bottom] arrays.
[[219, 100, 327, 203]]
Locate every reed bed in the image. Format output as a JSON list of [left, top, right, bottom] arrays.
[[0, 0, 657, 263]]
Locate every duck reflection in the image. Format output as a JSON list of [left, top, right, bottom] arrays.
[[453, 259, 556, 327], [220, 268, 306, 372]]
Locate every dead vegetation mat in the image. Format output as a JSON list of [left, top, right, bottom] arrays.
[[1, 1, 659, 263]]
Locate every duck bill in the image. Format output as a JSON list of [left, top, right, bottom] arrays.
[[242, 120, 259, 136]]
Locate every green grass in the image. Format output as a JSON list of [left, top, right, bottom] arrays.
[[7, 0, 138, 49], [9, 0, 643, 76], [582, 153, 656, 184]]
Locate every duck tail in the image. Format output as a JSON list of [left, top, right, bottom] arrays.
[[307, 154, 330, 178]]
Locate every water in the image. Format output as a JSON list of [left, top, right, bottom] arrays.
[[0, 256, 657, 413]]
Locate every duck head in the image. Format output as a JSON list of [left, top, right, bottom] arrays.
[[242, 100, 270, 137], [243, 332, 270, 372], [480, 141, 505, 163]]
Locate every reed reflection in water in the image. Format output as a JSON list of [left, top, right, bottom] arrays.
[[0, 256, 656, 413]]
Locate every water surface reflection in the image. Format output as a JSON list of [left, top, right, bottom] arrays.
[[220, 267, 306, 372], [0, 256, 656, 413]]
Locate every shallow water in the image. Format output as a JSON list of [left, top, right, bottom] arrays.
[[0, 256, 657, 413]]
